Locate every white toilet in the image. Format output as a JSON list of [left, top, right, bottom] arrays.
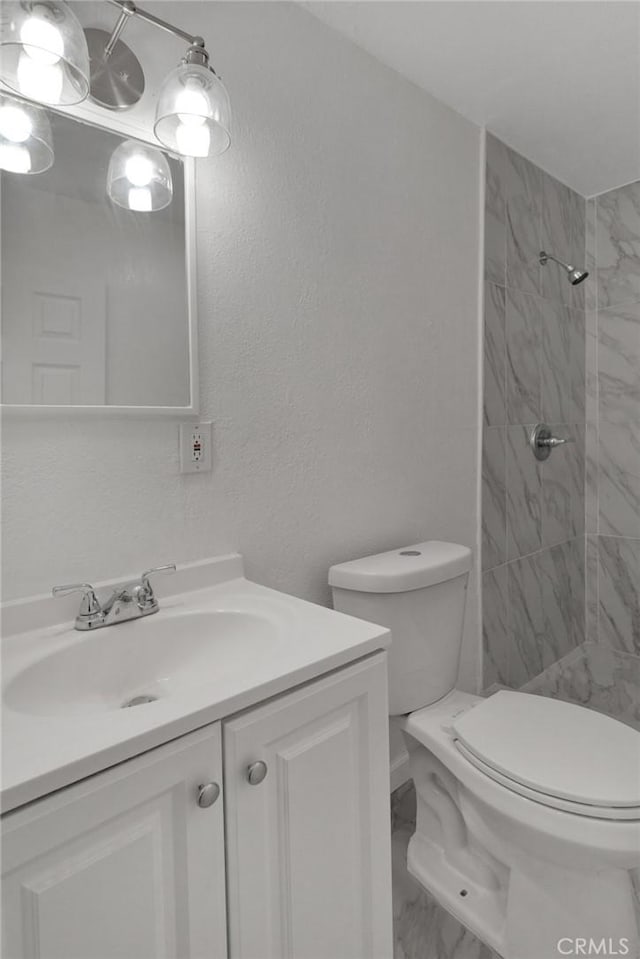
[[329, 541, 640, 959]]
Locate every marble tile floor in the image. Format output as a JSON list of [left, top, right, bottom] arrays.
[[391, 641, 640, 958]]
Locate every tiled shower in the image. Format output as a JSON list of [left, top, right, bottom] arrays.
[[482, 134, 640, 719], [581, 181, 640, 726], [482, 132, 586, 690], [586, 181, 640, 654], [392, 134, 639, 959]]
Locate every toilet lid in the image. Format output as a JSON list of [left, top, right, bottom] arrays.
[[452, 691, 640, 809]]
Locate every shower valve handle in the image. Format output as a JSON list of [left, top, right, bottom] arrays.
[[538, 435, 573, 448], [530, 424, 573, 461]]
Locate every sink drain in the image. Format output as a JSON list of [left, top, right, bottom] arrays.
[[121, 694, 158, 708]]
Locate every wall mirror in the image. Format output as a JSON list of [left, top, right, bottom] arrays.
[[1, 103, 197, 413]]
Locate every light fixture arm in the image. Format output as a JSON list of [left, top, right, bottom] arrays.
[[106, 0, 208, 53], [103, 3, 134, 59], [103, 3, 133, 60]]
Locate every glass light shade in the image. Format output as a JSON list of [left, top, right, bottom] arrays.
[[154, 62, 231, 158], [107, 139, 173, 213], [0, 93, 53, 173], [0, 1, 90, 105]]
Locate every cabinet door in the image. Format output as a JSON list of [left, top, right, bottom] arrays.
[[2, 725, 227, 959], [224, 652, 392, 959]]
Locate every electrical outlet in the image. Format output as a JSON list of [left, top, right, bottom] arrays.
[[179, 422, 212, 473]]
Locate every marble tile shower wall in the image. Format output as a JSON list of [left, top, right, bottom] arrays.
[[482, 133, 586, 689], [585, 180, 640, 658]]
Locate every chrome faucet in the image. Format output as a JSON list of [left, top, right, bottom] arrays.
[[53, 565, 176, 631]]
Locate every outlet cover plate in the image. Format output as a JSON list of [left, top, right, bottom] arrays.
[[179, 422, 212, 473]]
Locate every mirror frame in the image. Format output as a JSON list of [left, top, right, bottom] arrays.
[[1, 97, 199, 417]]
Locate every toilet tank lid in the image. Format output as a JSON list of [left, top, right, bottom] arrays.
[[328, 541, 472, 593]]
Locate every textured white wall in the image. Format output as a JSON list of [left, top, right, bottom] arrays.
[[1, 3, 482, 687]]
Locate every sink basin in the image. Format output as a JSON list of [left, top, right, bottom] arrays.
[[4, 610, 279, 717]]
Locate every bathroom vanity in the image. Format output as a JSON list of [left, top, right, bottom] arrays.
[[1, 556, 393, 959]]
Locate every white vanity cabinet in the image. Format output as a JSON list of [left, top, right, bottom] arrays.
[[224, 652, 392, 959], [1, 724, 227, 959], [1, 653, 391, 959]]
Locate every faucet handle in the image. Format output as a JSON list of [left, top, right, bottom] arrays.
[[140, 564, 177, 593], [52, 583, 101, 616]]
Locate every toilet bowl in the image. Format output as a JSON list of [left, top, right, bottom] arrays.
[[329, 542, 640, 959]]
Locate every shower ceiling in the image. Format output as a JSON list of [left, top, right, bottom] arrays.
[[305, 1, 640, 197]]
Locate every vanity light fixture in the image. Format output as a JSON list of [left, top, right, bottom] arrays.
[[88, 0, 231, 158], [107, 138, 173, 212], [0, 92, 53, 173], [2, 0, 232, 160], [0, 1, 90, 106], [153, 44, 231, 158]]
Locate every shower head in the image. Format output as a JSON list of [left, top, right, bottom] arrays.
[[539, 251, 589, 286], [568, 267, 589, 286]]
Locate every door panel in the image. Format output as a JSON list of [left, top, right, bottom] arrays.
[[224, 653, 392, 959], [2, 725, 226, 959], [1, 269, 106, 405]]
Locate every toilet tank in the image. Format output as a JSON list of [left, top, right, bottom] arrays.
[[329, 542, 472, 715]]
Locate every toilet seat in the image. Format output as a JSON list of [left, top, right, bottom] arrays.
[[452, 691, 640, 822], [455, 740, 639, 821]]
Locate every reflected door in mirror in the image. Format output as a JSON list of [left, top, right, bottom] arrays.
[[2, 270, 106, 405]]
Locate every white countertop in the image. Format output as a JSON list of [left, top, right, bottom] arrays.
[[1, 557, 389, 814]]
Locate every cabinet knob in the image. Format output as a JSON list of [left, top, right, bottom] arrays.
[[197, 782, 220, 808], [246, 761, 268, 785]]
